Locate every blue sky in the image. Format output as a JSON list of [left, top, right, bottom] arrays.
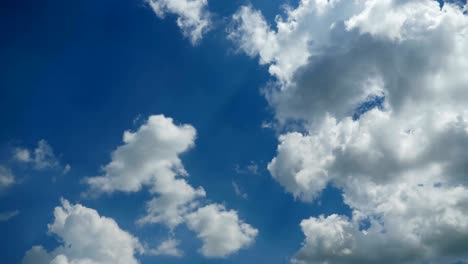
[[0, 1, 347, 263], [2, 0, 468, 264]]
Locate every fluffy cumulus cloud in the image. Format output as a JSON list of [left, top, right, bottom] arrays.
[[185, 204, 258, 258], [85, 115, 257, 257], [147, 0, 211, 44], [86, 115, 205, 228], [231, 0, 468, 263], [22, 199, 142, 264]]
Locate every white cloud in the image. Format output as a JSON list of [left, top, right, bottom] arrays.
[[185, 203, 258, 258], [86, 115, 205, 228], [0, 210, 19, 221], [0, 165, 15, 188], [149, 238, 183, 257], [147, 0, 211, 44], [14, 140, 64, 170], [231, 0, 468, 263], [22, 199, 142, 264], [85, 115, 257, 257]]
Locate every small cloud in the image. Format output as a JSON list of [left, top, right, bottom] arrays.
[[14, 148, 31, 162], [132, 114, 142, 125], [0, 166, 15, 188], [14, 140, 69, 173], [149, 238, 183, 257], [63, 164, 71, 175], [235, 161, 259, 175], [232, 181, 248, 199], [261, 121, 275, 129], [0, 210, 19, 221]]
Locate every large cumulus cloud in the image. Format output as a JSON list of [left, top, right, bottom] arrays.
[[231, 0, 468, 263]]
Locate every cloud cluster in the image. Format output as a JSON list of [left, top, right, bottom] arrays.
[[85, 115, 257, 257], [147, 0, 211, 44], [231, 0, 468, 263], [22, 199, 142, 264]]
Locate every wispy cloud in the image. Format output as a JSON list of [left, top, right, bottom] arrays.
[[0, 210, 19, 221]]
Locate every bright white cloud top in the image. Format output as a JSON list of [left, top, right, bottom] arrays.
[[147, 0, 211, 44], [85, 114, 257, 258], [186, 204, 258, 258], [22, 199, 142, 264], [231, 0, 468, 263]]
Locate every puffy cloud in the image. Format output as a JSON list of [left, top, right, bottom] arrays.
[[85, 115, 257, 256], [86, 115, 196, 193], [185, 204, 258, 258], [271, 109, 468, 263], [231, 0, 468, 262], [294, 183, 468, 264], [147, 0, 211, 44], [0, 165, 15, 188], [86, 115, 205, 228], [22, 199, 142, 264]]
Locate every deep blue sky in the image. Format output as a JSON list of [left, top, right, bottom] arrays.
[[0, 0, 351, 263]]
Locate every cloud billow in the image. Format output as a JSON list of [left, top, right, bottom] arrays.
[[230, 0, 468, 263]]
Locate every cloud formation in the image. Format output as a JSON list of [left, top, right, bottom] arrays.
[[231, 0, 468, 263], [22, 199, 142, 264], [147, 0, 211, 44], [86, 115, 257, 257]]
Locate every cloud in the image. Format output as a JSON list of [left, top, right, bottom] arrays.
[[86, 115, 205, 228], [22, 199, 142, 264], [14, 140, 69, 172], [85, 115, 257, 257], [235, 161, 259, 175], [149, 238, 183, 257], [147, 0, 211, 44], [185, 204, 258, 258], [231, 0, 468, 263], [0, 166, 15, 188], [232, 181, 248, 199], [0, 210, 19, 221]]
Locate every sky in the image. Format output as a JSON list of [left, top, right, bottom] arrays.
[[1, 0, 468, 264]]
